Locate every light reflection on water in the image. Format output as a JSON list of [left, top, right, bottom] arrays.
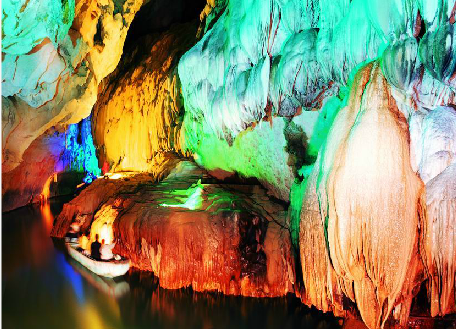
[[2, 197, 341, 329]]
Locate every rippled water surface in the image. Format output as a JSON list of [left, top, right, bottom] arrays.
[[2, 197, 341, 329]]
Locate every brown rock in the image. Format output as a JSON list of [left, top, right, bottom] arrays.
[[52, 161, 295, 297], [92, 23, 198, 172]]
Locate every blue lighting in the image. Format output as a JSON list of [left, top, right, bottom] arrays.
[[62, 115, 101, 183]]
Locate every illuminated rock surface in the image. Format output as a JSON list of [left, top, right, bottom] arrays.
[[52, 161, 295, 296], [2, 132, 66, 212], [424, 163, 456, 317], [2, 116, 100, 211], [2, 0, 142, 172], [3, 0, 456, 328], [176, 2, 456, 327], [92, 23, 198, 172], [316, 64, 424, 328]]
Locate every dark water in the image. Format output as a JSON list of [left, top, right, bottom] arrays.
[[2, 197, 342, 329]]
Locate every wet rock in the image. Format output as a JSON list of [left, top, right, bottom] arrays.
[[51, 152, 180, 236], [2, 134, 64, 212], [300, 63, 426, 329], [424, 163, 456, 317], [2, 115, 102, 211], [52, 161, 295, 297], [92, 23, 198, 172], [2, 0, 143, 172]]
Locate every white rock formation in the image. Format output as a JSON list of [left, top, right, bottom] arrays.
[[2, 0, 143, 172]]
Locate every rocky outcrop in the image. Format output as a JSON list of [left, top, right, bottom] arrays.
[[50, 152, 180, 236], [2, 0, 143, 172], [299, 63, 425, 328], [177, 0, 456, 202], [92, 23, 198, 172], [424, 163, 456, 317], [2, 132, 65, 212], [177, 2, 456, 327], [2, 116, 100, 211], [298, 62, 456, 329], [52, 161, 295, 297]]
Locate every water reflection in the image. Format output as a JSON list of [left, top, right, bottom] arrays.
[[122, 271, 342, 329], [67, 256, 130, 299], [40, 200, 54, 235], [3, 197, 341, 329]]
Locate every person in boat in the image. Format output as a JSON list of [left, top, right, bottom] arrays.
[[79, 234, 90, 251], [66, 222, 81, 242], [100, 239, 116, 260], [91, 234, 102, 260]]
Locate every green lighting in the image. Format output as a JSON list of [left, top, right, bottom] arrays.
[[160, 180, 204, 210]]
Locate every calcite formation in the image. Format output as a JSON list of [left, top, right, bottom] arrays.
[[2, 116, 100, 211], [177, 0, 456, 203], [3, 0, 456, 328], [52, 161, 295, 297], [299, 159, 345, 317], [328, 64, 424, 328], [424, 163, 456, 317], [2, 0, 75, 55], [177, 2, 456, 327], [2, 133, 65, 212], [2, 0, 143, 172], [92, 23, 198, 172]]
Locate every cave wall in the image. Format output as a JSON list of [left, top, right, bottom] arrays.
[[51, 161, 295, 297], [3, 0, 456, 328], [2, 0, 144, 210], [91, 23, 198, 172], [177, 0, 456, 328], [2, 116, 100, 211], [2, 0, 143, 173], [178, 0, 456, 201]]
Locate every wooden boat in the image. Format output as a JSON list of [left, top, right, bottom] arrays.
[[65, 242, 130, 278]]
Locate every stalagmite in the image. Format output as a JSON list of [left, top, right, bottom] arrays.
[[299, 63, 428, 329], [424, 163, 456, 317], [299, 158, 345, 317], [326, 64, 425, 329], [414, 106, 456, 317]]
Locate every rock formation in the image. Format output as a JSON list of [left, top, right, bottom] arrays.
[[92, 23, 198, 172], [2, 116, 99, 211], [176, 2, 456, 327], [52, 161, 295, 297], [3, 0, 456, 328], [2, 0, 142, 173]]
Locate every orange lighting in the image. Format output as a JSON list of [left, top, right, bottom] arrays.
[[41, 173, 57, 203], [104, 173, 124, 180], [40, 201, 54, 234], [99, 223, 114, 245], [89, 204, 118, 245]]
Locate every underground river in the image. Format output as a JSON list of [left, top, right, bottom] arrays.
[[2, 196, 342, 329]]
